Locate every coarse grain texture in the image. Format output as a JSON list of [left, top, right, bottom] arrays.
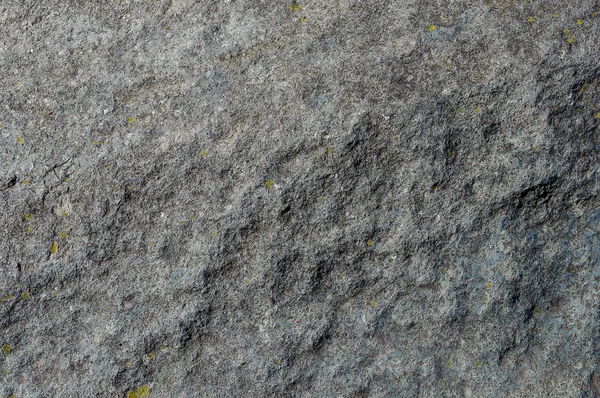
[[1, 0, 600, 397]]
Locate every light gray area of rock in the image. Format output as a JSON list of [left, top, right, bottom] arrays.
[[1, 0, 600, 397]]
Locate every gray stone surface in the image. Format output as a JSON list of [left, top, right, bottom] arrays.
[[1, 0, 600, 397]]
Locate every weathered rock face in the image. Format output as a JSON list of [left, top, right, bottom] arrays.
[[1, 0, 600, 396]]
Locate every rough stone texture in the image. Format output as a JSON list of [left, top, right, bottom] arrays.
[[1, 0, 600, 397]]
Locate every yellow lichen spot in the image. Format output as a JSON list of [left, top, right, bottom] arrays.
[[568, 36, 574, 44], [126, 362, 132, 367], [274, 359, 281, 365], [62, 211, 68, 217], [50, 241, 58, 254], [27, 227, 33, 233], [127, 391, 139, 398], [441, 17, 448, 22], [2, 345, 12, 354], [16, 137, 24, 144], [475, 107, 481, 113], [367, 239, 374, 246], [42, 109, 48, 115], [265, 180, 274, 189], [290, 4, 303, 12], [23, 180, 29, 185], [21, 291, 30, 300], [137, 385, 149, 397], [211, 231, 217, 237], [552, 13, 559, 18], [527, 16, 536, 23], [485, 282, 493, 288], [147, 352, 155, 359], [14, 81, 19, 86], [128, 117, 135, 123], [576, 19, 583, 25], [7, 294, 13, 299], [428, 24, 436, 31], [563, 28, 570, 34], [93, 141, 100, 146], [201, 149, 207, 157], [327, 147, 333, 154], [60, 231, 67, 239], [24, 213, 32, 220], [369, 300, 377, 307], [300, 17, 307, 24], [531, 145, 537, 150], [475, 361, 482, 367], [447, 357, 453, 368]]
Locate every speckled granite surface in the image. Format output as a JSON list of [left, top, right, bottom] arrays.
[[1, 1, 600, 396]]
